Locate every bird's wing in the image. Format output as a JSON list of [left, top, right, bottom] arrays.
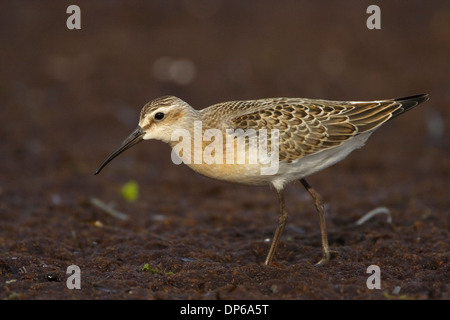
[[229, 97, 406, 162]]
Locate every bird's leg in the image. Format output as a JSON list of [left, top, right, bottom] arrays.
[[300, 178, 330, 265], [264, 189, 288, 265]]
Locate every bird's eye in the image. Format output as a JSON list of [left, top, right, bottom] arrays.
[[154, 112, 165, 120]]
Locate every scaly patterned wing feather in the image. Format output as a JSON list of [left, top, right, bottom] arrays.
[[229, 97, 414, 162]]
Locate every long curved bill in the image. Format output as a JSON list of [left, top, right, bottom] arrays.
[[94, 126, 145, 175]]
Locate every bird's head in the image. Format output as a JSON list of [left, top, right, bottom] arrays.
[[94, 96, 194, 174]]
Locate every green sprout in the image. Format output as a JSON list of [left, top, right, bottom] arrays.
[[141, 263, 159, 274], [141, 263, 174, 275], [4, 292, 20, 300], [120, 180, 139, 202], [383, 292, 415, 300]]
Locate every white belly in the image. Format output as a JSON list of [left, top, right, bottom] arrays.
[[269, 131, 373, 190]]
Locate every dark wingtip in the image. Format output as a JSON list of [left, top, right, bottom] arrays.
[[394, 93, 429, 105], [391, 93, 429, 118]]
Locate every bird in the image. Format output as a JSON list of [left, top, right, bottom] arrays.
[[95, 93, 429, 266]]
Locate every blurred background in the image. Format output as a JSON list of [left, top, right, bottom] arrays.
[[0, 0, 448, 299], [1, 0, 449, 245], [1, 0, 448, 179]]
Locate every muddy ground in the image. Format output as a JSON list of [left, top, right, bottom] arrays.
[[0, 1, 448, 301]]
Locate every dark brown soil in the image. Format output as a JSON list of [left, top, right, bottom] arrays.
[[0, 1, 448, 301]]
